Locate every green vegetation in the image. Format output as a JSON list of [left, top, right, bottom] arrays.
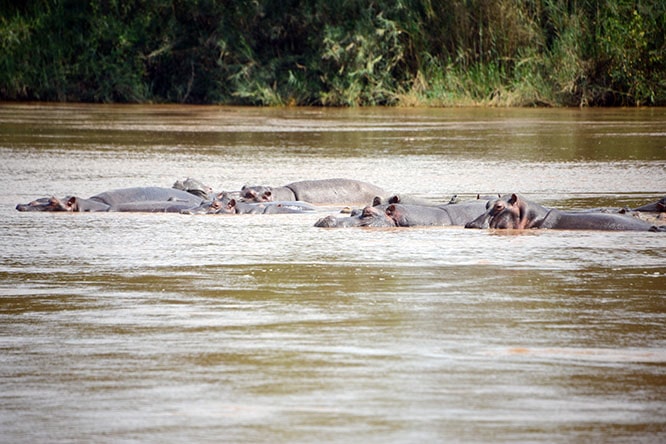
[[1, 0, 664, 106]]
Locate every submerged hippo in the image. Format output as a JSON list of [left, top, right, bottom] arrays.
[[314, 205, 396, 228], [630, 196, 666, 213], [16, 187, 204, 212], [386, 201, 490, 227], [465, 194, 665, 231], [315, 199, 490, 228], [240, 178, 388, 205], [182, 193, 316, 215], [172, 177, 214, 199]]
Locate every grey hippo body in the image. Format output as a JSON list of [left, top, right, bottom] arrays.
[[16, 187, 204, 212], [241, 178, 388, 205], [315, 200, 490, 228], [314, 205, 396, 228], [182, 194, 316, 215], [465, 194, 665, 231], [387, 201, 490, 227], [631, 196, 666, 213], [172, 177, 215, 200]]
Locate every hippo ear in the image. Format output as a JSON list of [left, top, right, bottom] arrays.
[[508, 194, 519, 205], [227, 198, 236, 209], [66, 196, 77, 209], [388, 195, 400, 204], [372, 196, 382, 206]]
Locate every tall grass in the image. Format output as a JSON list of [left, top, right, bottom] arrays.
[[1, 0, 664, 106]]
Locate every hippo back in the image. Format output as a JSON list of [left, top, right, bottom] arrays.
[[287, 179, 387, 204], [90, 187, 203, 207], [537, 209, 656, 231], [438, 201, 490, 226]]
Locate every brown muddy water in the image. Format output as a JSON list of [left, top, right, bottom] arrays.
[[1, 103, 665, 443]]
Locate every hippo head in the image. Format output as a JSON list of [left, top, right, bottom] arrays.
[[465, 194, 531, 229], [201, 198, 235, 214], [172, 177, 213, 199], [16, 196, 75, 212], [205, 193, 238, 214], [314, 206, 396, 228], [355, 206, 396, 227], [240, 185, 273, 202], [384, 204, 409, 226], [180, 193, 237, 215]]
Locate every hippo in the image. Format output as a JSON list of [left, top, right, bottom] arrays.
[[315, 199, 490, 228], [16, 196, 109, 212], [623, 196, 666, 225], [172, 177, 214, 199], [182, 194, 316, 215], [537, 208, 663, 231], [632, 196, 666, 213], [16, 187, 204, 212], [235, 201, 316, 214], [314, 205, 396, 228], [179, 194, 237, 215], [385, 201, 491, 227], [240, 178, 388, 205], [465, 194, 549, 229], [465, 194, 665, 231]]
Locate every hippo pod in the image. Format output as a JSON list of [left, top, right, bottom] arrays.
[[181, 194, 316, 215], [240, 178, 389, 205], [465, 194, 665, 232], [314, 200, 490, 228], [16, 187, 204, 212]]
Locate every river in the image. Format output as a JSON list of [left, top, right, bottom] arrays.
[[1, 103, 665, 443]]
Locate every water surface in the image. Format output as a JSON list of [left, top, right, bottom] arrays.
[[1, 104, 665, 443]]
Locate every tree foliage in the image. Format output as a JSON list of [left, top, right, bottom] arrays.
[[1, 0, 664, 105]]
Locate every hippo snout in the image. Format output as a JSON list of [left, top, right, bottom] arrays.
[[465, 215, 489, 229]]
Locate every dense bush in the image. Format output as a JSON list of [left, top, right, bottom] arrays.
[[1, 0, 664, 106]]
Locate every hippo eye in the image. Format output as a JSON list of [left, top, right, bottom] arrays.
[[493, 202, 505, 212]]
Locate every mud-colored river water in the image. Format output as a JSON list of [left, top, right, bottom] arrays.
[[1, 104, 665, 443]]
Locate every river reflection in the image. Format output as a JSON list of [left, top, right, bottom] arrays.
[[0, 104, 665, 443]]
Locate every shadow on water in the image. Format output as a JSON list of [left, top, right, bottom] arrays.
[[0, 104, 665, 442]]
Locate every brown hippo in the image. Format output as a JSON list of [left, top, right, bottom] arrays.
[[465, 194, 664, 231]]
